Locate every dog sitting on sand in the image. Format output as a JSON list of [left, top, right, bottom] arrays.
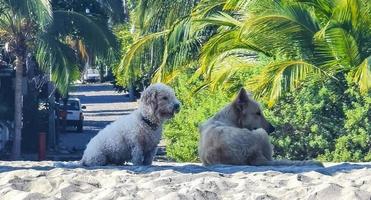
[[81, 83, 180, 166], [199, 88, 323, 167]]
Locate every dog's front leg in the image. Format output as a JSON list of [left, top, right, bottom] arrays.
[[131, 146, 145, 165], [143, 148, 157, 165]]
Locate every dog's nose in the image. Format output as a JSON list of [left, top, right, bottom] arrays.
[[173, 103, 180, 113], [266, 124, 275, 134]]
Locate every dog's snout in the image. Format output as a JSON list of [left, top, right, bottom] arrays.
[[173, 103, 180, 113], [267, 124, 275, 134]]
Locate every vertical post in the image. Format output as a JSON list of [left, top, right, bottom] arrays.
[[38, 132, 46, 160]]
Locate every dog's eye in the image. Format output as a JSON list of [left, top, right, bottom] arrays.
[[162, 96, 168, 100]]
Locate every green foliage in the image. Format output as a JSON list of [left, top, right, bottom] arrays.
[[164, 74, 230, 161], [266, 76, 346, 160], [113, 24, 134, 86], [266, 75, 371, 161], [318, 86, 371, 161], [114, 0, 198, 89]]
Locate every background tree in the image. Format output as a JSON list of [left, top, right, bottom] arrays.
[[117, 0, 370, 102], [192, 0, 371, 104], [114, 0, 199, 97], [0, 0, 119, 159], [0, 0, 52, 159]]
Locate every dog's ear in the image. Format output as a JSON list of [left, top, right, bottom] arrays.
[[233, 88, 250, 110], [141, 88, 158, 106]]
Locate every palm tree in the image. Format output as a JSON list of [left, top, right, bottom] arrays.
[[118, 0, 370, 104], [115, 0, 198, 90], [193, 0, 371, 104], [0, 0, 52, 159], [0, 0, 118, 159]]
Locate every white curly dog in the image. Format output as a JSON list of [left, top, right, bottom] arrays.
[[81, 83, 180, 166]]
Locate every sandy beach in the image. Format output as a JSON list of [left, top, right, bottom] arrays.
[[0, 161, 370, 200]]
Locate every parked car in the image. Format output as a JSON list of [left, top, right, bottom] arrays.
[[83, 68, 100, 83], [58, 98, 86, 132]]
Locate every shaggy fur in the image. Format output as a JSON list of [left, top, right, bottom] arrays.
[[199, 88, 323, 167], [81, 83, 180, 166]]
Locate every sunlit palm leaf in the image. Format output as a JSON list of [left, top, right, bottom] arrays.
[[191, 0, 226, 18], [208, 56, 256, 90], [36, 34, 77, 94], [200, 29, 270, 78], [198, 12, 243, 27], [246, 60, 322, 106], [224, 0, 252, 11], [155, 17, 206, 82], [117, 30, 169, 83], [298, 0, 335, 19], [323, 28, 361, 68], [350, 57, 371, 93], [240, 3, 320, 57]]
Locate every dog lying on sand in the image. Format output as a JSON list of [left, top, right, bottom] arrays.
[[199, 88, 323, 167], [81, 83, 180, 166]]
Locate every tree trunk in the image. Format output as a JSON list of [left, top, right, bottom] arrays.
[[128, 82, 135, 101], [11, 55, 24, 160], [48, 81, 56, 150]]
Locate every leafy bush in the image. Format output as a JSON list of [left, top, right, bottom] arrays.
[[318, 86, 371, 161], [266, 75, 371, 161]]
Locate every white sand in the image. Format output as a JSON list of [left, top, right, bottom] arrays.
[[0, 161, 370, 200]]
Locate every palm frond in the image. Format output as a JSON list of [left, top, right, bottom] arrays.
[[0, 13, 12, 36], [117, 30, 169, 83], [298, 0, 335, 19], [50, 10, 118, 60], [191, 0, 226, 18], [198, 12, 242, 27], [350, 56, 371, 93], [2, 0, 52, 28], [207, 56, 256, 90], [224, 0, 252, 11], [246, 60, 322, 106], [200, 29, 270, 78], [154, 17, 206, 82], [332, 0, 361, 28], [239, 2, 320, 57], [322, 28, 361, 68], [36, 34, 77, 94]]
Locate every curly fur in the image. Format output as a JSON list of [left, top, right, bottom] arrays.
[[199, 88, 323, 167], [81, 83, 180, 166]]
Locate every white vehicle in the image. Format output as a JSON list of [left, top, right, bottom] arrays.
[[83, 68, 100, 83], [59, 98, 86, 132]]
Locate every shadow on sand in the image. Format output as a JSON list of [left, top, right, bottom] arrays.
[[1, 162, 370, 176]]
